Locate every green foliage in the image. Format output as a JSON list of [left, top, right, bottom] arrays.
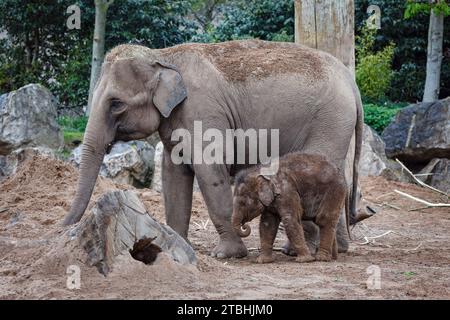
[[363, 102, 405, 133], [63, 131, 84, 145], [0, 0, 195, 110], [195, 0, 294, 43], [405, 0, 450, 19], [271, 30, 294, 42], [355, 0, 450, 101], [58, 116, 88, 132], [356, 27, 395, 102]]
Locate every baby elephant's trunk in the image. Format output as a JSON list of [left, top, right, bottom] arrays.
[[232, 211, 251, 237]]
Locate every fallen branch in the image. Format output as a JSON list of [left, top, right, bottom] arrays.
[[395, 158, 449, 197], [0, 208, 9, 213], [382, 202, 401, 210], [394, 190, 450, 208], [358, 230, 393, 245]]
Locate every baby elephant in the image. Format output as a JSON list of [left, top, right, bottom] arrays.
[[232, 153, 347, 263]]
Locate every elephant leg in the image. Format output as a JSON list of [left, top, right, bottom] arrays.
[[336, 210, 350, 253], [194, 164, 247, 259], [162, 148, 194, 240], [257, 212, 280, 264], [281, 221, 319, 256]]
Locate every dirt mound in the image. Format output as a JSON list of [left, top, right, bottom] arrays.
[[0, 156, 449, 299]]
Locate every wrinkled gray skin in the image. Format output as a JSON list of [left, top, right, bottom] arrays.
[[63, 40, 364, 259]]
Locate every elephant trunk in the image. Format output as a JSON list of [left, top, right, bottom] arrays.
[[63, 125, 110, 225], [232, 210, 251, 238]]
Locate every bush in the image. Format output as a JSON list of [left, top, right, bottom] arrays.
[[363, 102, 406, 133], [356, 27, 395, 102], [355, 0, 450, 102], [198, 0, 294, 43]]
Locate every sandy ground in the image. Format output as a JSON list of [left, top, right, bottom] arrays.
[[0, 155, 449, 299]]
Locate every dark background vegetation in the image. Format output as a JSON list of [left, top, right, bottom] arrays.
[[0, 0, 448, 134]]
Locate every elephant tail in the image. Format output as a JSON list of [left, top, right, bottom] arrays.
[[349, 86, 364, 231]]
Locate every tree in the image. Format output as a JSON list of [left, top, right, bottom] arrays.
[[295, 0, 355, 73], [86, 0, 114, 116], [190, 0, 227, 31], [0, 0, 90, 93], [405, 0, 450, 102]]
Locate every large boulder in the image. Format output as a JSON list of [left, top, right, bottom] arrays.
[[151, 141, 200, 192], [382, 97, 450, 164], [360, 124, 389, 176], [150, 142, 164, 191], [0, 84, 63, 155], [417, 158, 450, 194], [70, 140, 155, 188]]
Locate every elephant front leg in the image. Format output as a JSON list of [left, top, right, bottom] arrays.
[[256, 212, 280, 264], [194, 165, 248, 259], [162, 148, 194, 240], [277, 198, 314, 263]]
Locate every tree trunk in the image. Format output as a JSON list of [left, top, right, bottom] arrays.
[[86, 0, 114, 116], [75, 190, 197, 275], [294, 0, 355, 74], [423, 10, 444, 103]]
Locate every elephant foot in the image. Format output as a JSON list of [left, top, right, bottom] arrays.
[[295, 254, 315, 263], [282, 241, 316, 256], [281, 242, 297, 256], [256, 254, 274, 264], [315, 250, 332, 262], [336, 235, 349, 253], [211, 237, 248, 259]]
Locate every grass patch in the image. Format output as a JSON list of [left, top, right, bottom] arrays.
[[63, 131, 84, 145], [363, 101, 408, 134], [58, 116, 88, 132], [57, 116, 86, 159]]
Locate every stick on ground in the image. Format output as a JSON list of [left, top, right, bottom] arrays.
[[395, 158, 448, 197], [394, 189, 450, 208]]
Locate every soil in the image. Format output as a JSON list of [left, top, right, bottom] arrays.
[[0, 155, 449, 299], [163, 40, 327, 83], [107, 40, 328, 83]]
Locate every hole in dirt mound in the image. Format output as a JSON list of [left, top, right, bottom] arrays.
[[129, 237, 162, 265]]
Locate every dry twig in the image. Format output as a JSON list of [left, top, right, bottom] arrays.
[[395, 158, 448, 197], [394, 190, 450, 208]]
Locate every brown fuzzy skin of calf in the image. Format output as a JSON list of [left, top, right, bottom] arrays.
[[232, 153, 346, 263]]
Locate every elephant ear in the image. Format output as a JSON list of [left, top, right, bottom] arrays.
[[153, 61, 187, 118], [257, 175, 274, 206]]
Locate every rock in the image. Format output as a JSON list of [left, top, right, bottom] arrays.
[[151, 142, 164, 192], [151, 141, 200, 192], [145, 132, 161, 147], [417, 158, 450, 194], [73, 190, 196, 275], [70, 140, 154, 188], [382, 97, 450, 164], [0, 147, 56, 182], [0, 84, 63, 155], [360, 124, 388, 176]]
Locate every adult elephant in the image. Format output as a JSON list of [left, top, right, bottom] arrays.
[[63, 40, 363, 259]]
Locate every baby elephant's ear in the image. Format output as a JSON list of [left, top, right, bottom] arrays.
[[257, 175, 274, 206], [153, 61, 187, 118]]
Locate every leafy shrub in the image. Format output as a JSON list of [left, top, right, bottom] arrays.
[[355, 0, 450, 102], [270, 30, 294, 42], [198, 0, 294, 43], [356, 27, 395, 102], [363, 102, 406, 133]]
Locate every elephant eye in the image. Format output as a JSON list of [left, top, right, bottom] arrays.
[[110, 99, 126, 114]]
